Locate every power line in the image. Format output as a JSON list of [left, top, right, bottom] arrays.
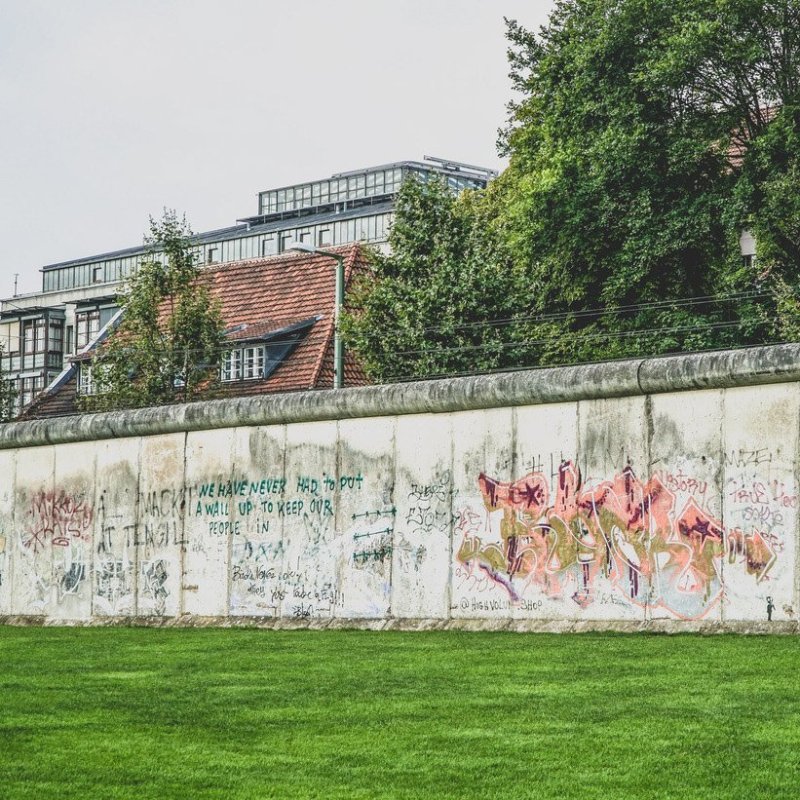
[[391, 318, 752, 359], [410, 289, 773, 337]]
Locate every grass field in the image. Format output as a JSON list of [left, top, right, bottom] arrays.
[[0, 627, 798, 799]]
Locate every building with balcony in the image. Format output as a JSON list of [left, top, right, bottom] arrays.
[[0, 156, 495, 416]]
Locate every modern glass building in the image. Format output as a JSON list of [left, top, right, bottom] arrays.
[[0, 156, 496, 415]]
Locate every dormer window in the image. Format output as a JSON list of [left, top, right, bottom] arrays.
[[221, 345, 266, 381], [76, 310, 100, 350]]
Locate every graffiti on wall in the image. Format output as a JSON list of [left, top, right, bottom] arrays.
[[222, 470, 379, 617], [456, 460, 786, 619], [12, 489, 94, 610], [2, 443, 793, 623], [22, 490, 93, 553]]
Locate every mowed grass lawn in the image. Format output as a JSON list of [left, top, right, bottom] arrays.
[[0, 628, 798, 799]]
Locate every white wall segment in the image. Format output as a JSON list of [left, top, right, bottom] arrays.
[[0, 374, 798, 630], [0, 449, 15, 614]]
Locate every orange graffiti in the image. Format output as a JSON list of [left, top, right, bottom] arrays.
[[457, 462, 778, 619]]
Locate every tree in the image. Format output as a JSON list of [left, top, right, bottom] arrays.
[[498, 0, 800, 364], [345, 2, 800, 382], [341, 176, 533, 382], [80, 211, 225, 411]]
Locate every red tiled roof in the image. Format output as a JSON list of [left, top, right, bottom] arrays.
[[22, 244, 371, 419]]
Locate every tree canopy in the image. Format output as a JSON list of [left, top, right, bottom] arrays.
[[341, 176, 532, 382], [80, 212, 225, 411], [346, 0, 800, 380]]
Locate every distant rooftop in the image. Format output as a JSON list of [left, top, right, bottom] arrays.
[[33, 156, 495, 294]]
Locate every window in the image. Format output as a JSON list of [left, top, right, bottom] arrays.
[[49, 320, 64, 352], [20, 375, 44, 408], [76, 310, 100, 350], [221, 345, 265, 382], [77, 362, 111, 396], [207, 247, 219, 264], [93, 265, 104, 283], [279, 232, 293, 253], [22, 319, 45, 355], [318, 228, 332, 247], [262, 236, 277, 257], [298, 229, 312, 245]]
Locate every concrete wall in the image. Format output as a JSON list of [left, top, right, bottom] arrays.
[[1, 345, 799, 631]]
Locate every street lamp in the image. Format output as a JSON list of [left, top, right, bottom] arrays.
[[287, 242, 345, 389]]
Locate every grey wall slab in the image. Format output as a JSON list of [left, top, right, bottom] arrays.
[[0, 449, 15, 614], [50, 441, 96, 620], [649, 390, 725, 622], [336, 417, 396, 619], [136, 434, 186, 617], [391, 413, 454, 619], [2, 346, 799, 632], [722, 384, 799, 623], [507, 402, 580, 623], [12, 445, 55, 616], [450, 408, 515, 622], [93, 437, 139, 616], [229, 425, 287, 617], [575, 396, 649, 622], [183, 429, 235, 617]]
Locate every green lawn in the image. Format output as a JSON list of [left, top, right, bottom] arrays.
[[0, 627, 797, 799]]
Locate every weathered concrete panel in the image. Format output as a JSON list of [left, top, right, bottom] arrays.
[[649, 391, 724, 622], [336, 417, 396, 619], [11, 445, 54, 615], [722, 384, 799, 623], [575, 396, 649, 622], [509, 402, 580, 623], [136, 434, 185, 616], [49, 441, 96, 620], [451, 408, 514, 621], [280, 421, 340, 621], [392, 413, 453, 618], [93, 437, 139, 616], [183, 429, 235, 617], [228, 425, 287, 616], [1, 346, 798, 633], [0, 449, 15, 614]]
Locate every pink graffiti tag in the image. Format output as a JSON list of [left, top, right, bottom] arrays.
[[23, 490, 93, 553], [457, 461, 779, 619]]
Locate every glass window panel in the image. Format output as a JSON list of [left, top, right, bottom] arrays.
[[49, 321, 64, 351], [23, 323, 34, 355], [99, 307, 116, 328]]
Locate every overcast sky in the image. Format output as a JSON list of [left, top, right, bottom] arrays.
[[0, 0, 554, 296]]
